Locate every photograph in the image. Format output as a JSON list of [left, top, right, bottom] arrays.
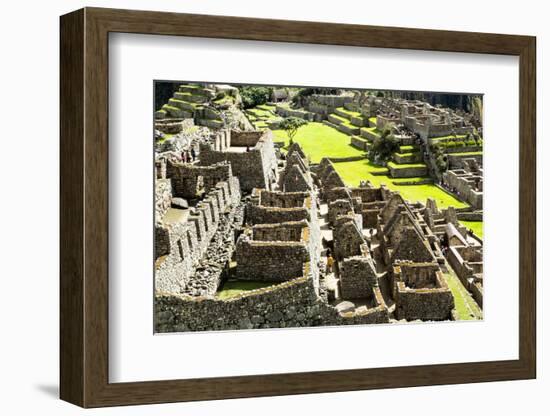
[[153, 82, 484, 333]]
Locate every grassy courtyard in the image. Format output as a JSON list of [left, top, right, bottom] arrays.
[[271, 122, 365, 163], [216, 280, 275, 300], [333, 159, 468, 209]]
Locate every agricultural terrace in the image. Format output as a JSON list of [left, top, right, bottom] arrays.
[[248, 109, 467, 208]]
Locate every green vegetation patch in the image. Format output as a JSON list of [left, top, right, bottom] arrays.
[[247, 108, 278, 120], [387, 161, 427, 169], [368, 116, 377, 125], [399, 145, 419, 153], [271, 122, 365, 163], [217, 281, 276, 300], [256, 104, 276, 111], [394, 152, 420, 158], [443, 271, 483, 320], [430, 134, 468, 142], [336, 106, 361, 118], [450, 151, 483, 157], [361, 126, 381, 138], [333, 160, 467, 209], [460, 220, 483, 239], [391, 177, 433, 184]]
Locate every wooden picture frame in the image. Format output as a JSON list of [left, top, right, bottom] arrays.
[[60, 7, 536, 408]]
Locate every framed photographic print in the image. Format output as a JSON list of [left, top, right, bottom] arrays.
[[60, 7, 536, 408]]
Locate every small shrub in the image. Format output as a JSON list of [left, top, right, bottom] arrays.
[[455, 141, 466, 147]]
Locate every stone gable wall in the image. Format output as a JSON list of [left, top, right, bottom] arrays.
[[235, 237, 310, 282], [339, 256, 378, 300]]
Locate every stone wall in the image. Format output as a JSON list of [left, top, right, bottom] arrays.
[[275, 105, 320, 121], [448, 153, 482, 169], [443, 169, 483, 209], [339, 256, 378, 300], [155, 176, 241, 294], [447, 245, 483, 292], [155, 272, 389, 333], [393, 263, 454, 321], [198, 130, 277, 192], [351, 136, 369, 151], [167, 160, 233, 200], [388, 165, 428, 178], [328, 199, 353, 226], [235, 236, 310, 282], [251, 220, 307, 242], [333, 215, 365, 261], [246, 204, 310, 225], [155, 179, 172, 223], [246, 190, 314, 225], [229, 130, 263, 147]]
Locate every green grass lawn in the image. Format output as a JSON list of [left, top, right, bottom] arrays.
[[399, 145, 419, 152], [333, 160, 468, 209], [335, 106, 362, 118], [430, 134, 468, 142], [271, 122, 365, 163], [443, 271, 483, 320], [460, 220, 483, 239], [450, 151, 483, 156], [387, 161, 427, 169], [216, 280, 275, 300]]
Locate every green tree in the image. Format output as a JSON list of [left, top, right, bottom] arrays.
[[239, 86, 272, 109], [279, 117, 307, 145], [367, 124, 399, 163]]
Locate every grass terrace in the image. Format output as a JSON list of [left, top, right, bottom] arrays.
[[360, 126, 382, 138], [335, 106, 362, 118], [460, 220, 484, 239], [272, 122, 365, 163], [330, 113, 359, 128], [399, 145, 419, 153], [450, 151, 483, 157], [246, 107, 278, 119], [387, 161, 426, 169], [368, 117, 377, 125], [256, 103, 277, 111]]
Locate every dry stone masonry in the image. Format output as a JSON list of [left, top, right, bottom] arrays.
[[154, 82, 483, 333]]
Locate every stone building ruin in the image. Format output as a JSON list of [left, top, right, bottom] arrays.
[[153, 83, 483, 332]]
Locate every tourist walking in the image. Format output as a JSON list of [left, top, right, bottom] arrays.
[[326, 250, 334, 274], [190, 147, 196, 161]]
